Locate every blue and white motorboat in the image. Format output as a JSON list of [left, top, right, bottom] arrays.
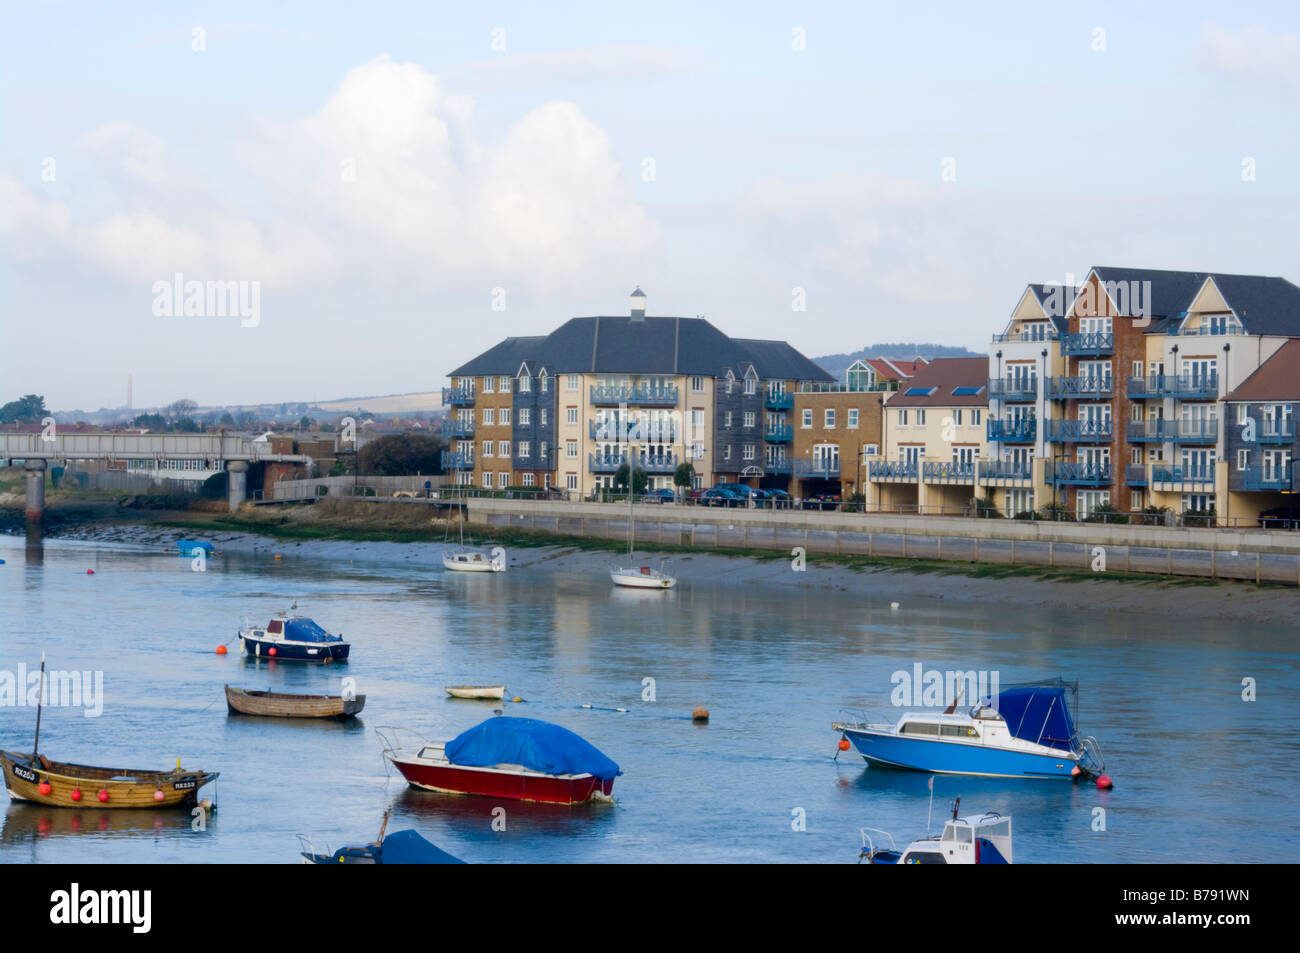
[[859, 795, 1012, 865], [239, 608, 350, 663], [833, 679, 1104, 780]]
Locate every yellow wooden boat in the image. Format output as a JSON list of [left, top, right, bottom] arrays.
[[1, 750, 218, 809]]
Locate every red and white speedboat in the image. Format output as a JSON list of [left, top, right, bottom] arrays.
[[378, 717, 620, 806]]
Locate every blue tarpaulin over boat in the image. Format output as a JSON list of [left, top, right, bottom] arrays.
[[176, 539, 214, 555], [981, 682, 1078, 751], [375, 829, 464, 864], [284, 618, 342, 643], [445, 717, 621, 781]]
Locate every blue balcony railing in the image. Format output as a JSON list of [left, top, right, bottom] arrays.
[[1166, 374, 1219, 399], [1127, 375, 1169, 399], [763, 424, 794, 442], [991, 329, 1059, 343], [796, 458, 841, 478], [445, 419, 476, 438], [442, 386, 476, 406], [978, 460, 1033, 482], [588, 453, 627, 473], [1238, 467, 1294, 491], [988, 377, 1039, 400], [868, 461, 919, 481], [1050, 461, 1113, 485], [1257, 421, 1296, 445], [1061, 332, 1114, 355], [639, 453, 677, 474], [588, 419, 678, 442], [922, 461, 975, 484], [1126, 420, 1164, 442], [1166, 420, 1219, 444], [440, 451, 475, 471], [1152, 465, 1215, 487], [987, 418, 1037, 442], [764, 391, 795, 410], [1047, 375, 1113, 399], [1048, 419, 1113, 442], [1125, 464, 1148, 486], [589, 385, 678, 406]]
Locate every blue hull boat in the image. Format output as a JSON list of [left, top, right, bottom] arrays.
[[834, 680, 1105, 781], [239, 611, 350, 663]]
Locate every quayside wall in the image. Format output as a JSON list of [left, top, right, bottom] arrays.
[[466, 499, 1300, 586]]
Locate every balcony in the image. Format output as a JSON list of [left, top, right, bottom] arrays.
[[588, 453, 627, 473], [978, 460, 1033, 483], [442, 386, 476, 407], [639, 453, 678, 474], [1166, 374, 1219, 400], [1049, 461, 1113, 485], [1152, 466, 1215, 488], [445, 419, 476, 438], [589, 384, 678, 406], [1166, 420, 1219, 444], [1238, 467, 1294, 492], [1047, 419, 1113, 442], [868, 461, 919, 482], [991, 329, 1059, 343], [1127, 375, 1169, 399], [440, 451, 475, 471], [588, 419, 678, 442], [796, 458, 841, 478], [988, 377, 1039, 401], [1061, 332, 1114, 356], [1047, 375, 1113, 399], [1258, 421, 1296, 445], [922, 461, 975, 484], [1126, 420, 1164, 442], [987, 419, 1037, 442], [763, 424, 794, 443], [764, 391, 795, 410], [766, 458, 794, 475], [1125, 464, 1148, 486]]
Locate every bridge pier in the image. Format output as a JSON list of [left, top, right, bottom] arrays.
[[227, 460, 248, 512], [25, 459, 47, 538]]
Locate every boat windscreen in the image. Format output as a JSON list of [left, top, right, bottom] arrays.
[[979, 683, 1077, 751], [284, 618, 340, 643]]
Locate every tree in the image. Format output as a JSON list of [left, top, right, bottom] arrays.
[[299, 416, 315, 431], [133, 412, 166, 429], [219, 412, 235, 426], [672, 461, 696, 494], [168, 398, 198, 418], [0, 394, 49, 424], [171, 417, 200, 432], [613, 463, 647, 495], [358, 433, 448, 475]]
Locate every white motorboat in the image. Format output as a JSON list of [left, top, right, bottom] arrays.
[[859, 794, 1013, 865]]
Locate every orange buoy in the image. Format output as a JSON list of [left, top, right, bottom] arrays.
[[97, 789, 110, 803], [153, 789, 165, 802], [70, 788, 82, 802], [38, 781, 52, 795], [691, 706, 709, 723], [837, 737, 851, 751], [216, 645, 227, 655], [268, 647, 277, 656], [274, 554, 282, 560]]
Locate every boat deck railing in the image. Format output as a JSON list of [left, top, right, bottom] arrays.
[[1078, 735, 1105, 775], [834, 708, 894, 730], [374, 726, 430, 762], [858, 827, 897, 862]]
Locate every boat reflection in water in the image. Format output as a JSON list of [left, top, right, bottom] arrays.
[[1, 802, 203, 845]]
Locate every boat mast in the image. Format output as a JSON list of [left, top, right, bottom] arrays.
[[32, 652, 46, 758]]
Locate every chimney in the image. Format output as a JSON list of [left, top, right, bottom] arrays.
[[630, 286, 646, 322]]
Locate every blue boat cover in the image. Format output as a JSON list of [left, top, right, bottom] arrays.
[[284, 618, 342, 643], [377, 829, 464, 864], [176, 539, 214, 555], [981, 682, 1078, 751], [445, 717, 621, 781]]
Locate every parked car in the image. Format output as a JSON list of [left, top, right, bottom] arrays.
[[701, 486, 742, 507], [801, 493, 840, 511], [1258, 505, 1300, 528], [715, 482, 757, 501], [643, 488, 677, 503], [753, 488, 792, 509]]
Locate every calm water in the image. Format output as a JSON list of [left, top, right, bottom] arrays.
[[0, 533, 1297, 864]]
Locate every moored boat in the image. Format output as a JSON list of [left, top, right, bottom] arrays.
[[442, 551, 504, 572], [859, 796, 1013, 865], [445, 685, 505, 700], [2, 750, 219, 809], [380, 717, 621, 805], [225, 685, 365, 719], [300, 811, 464, 864], [238, 609, 350, 663], [609, 564, 677, 589], [833, 679, 1105, 780]]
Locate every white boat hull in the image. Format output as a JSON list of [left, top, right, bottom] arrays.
[[442, 553, 503, 573], [609, 568, 676, 589], [445, 686, 506, 700]]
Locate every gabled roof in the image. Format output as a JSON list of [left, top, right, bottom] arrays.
[[1025, 283, 1077, 333], [450, 336, 546, 377], [883, 358, 988, 407], [1225, 340, 1300, 401]]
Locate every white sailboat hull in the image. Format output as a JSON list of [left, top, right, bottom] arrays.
[[610, 568, 676, 589], [442, 553, 503, 573]]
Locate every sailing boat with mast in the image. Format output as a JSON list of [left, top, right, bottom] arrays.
[[442, 487, 505, 573], [1, 654, 220, 809], [608, 474, 676, 589]]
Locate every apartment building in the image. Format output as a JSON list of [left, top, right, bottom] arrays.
[[867, 357, 990, 512], [442, 290, 833, 495], [1223, 339, 1298, 522]]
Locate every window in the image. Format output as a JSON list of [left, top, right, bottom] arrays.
[[499, 408, 510, 426], [972, 409, 981, 426], [692, 376, 705, 392], [518, 441, 530, 458], [482, 440, 493, 458], [802, 409, 813, 428], [540, 374, 549, 392], [691, 441, 705, 460], [498, 440, 510, 457], [744, 377, 756, 395], [483, 377, 495, 393], [522, 473, 534, 486], [499, 376, 511, 393], [1131, 491, 1143, 510], [539, 442, 548, 461], [723, 445, 732, 461], [566, 473, 577, 490], [691, 409, 704, 435], [519, 374, 531, 392], [743, 444, 755, 460], [566, 440, 578, 458], [725, 411, 733, 428], [482, 472, 492, 488], [917, 409, 926, 425], [498, 471, 508, 488], [1132, 361, 1144, 377], [744, 411, 756, 428], [567, 375, 579, 391], [518, 408, 530, 426], [482, 408, 494, 425], [824, 408, 836, 428], [540, 408, 548, 426], [899, 409, 908, 426], [566, 407, 578, 425], [848, 409, 859, 429], [1237, 449, 1249, 471]]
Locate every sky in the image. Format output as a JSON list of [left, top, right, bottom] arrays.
[[2, 0, 1298, 413]]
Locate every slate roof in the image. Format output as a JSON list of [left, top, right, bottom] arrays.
[[1225, 340, 1300, 401], [882, 357, 989, 407], [450, 316, 833, 382], [1083, 266, 1300, 336]]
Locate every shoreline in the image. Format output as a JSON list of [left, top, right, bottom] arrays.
[[4, 503, 1298, 625]]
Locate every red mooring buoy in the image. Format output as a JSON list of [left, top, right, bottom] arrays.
[[1095, 774, 1114, 790]]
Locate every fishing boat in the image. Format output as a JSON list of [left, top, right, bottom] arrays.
[[2, 655, 219, 810], [859, 794, 1012, 865], [238, 606, 350, 663], [300, 811, 464, 864], [224, 685, 365, 719], [833, 679, 1105, 780], [379, 717, 621, 805], [445, 685, 505, 700], [609, 485, 676, 588], [443, 489, 505, 572]]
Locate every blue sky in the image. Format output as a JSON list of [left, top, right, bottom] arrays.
[[3, 1, 1298, 411]]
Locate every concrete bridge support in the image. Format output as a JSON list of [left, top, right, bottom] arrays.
[[227, 460, 249, 512], [24, 459, 47, 538]]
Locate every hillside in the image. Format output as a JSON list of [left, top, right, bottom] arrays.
[[813, 342, 983, 380]]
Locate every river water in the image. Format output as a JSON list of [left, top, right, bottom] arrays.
[[0, 533, 1296, 863]]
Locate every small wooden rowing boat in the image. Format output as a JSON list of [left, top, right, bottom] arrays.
[[445, 685, 505, 700], [1, 750, 218, 809], [225, 685, 366, 719]]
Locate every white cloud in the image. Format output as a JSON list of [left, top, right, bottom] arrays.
[[1198, 24, 1300, 89]]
